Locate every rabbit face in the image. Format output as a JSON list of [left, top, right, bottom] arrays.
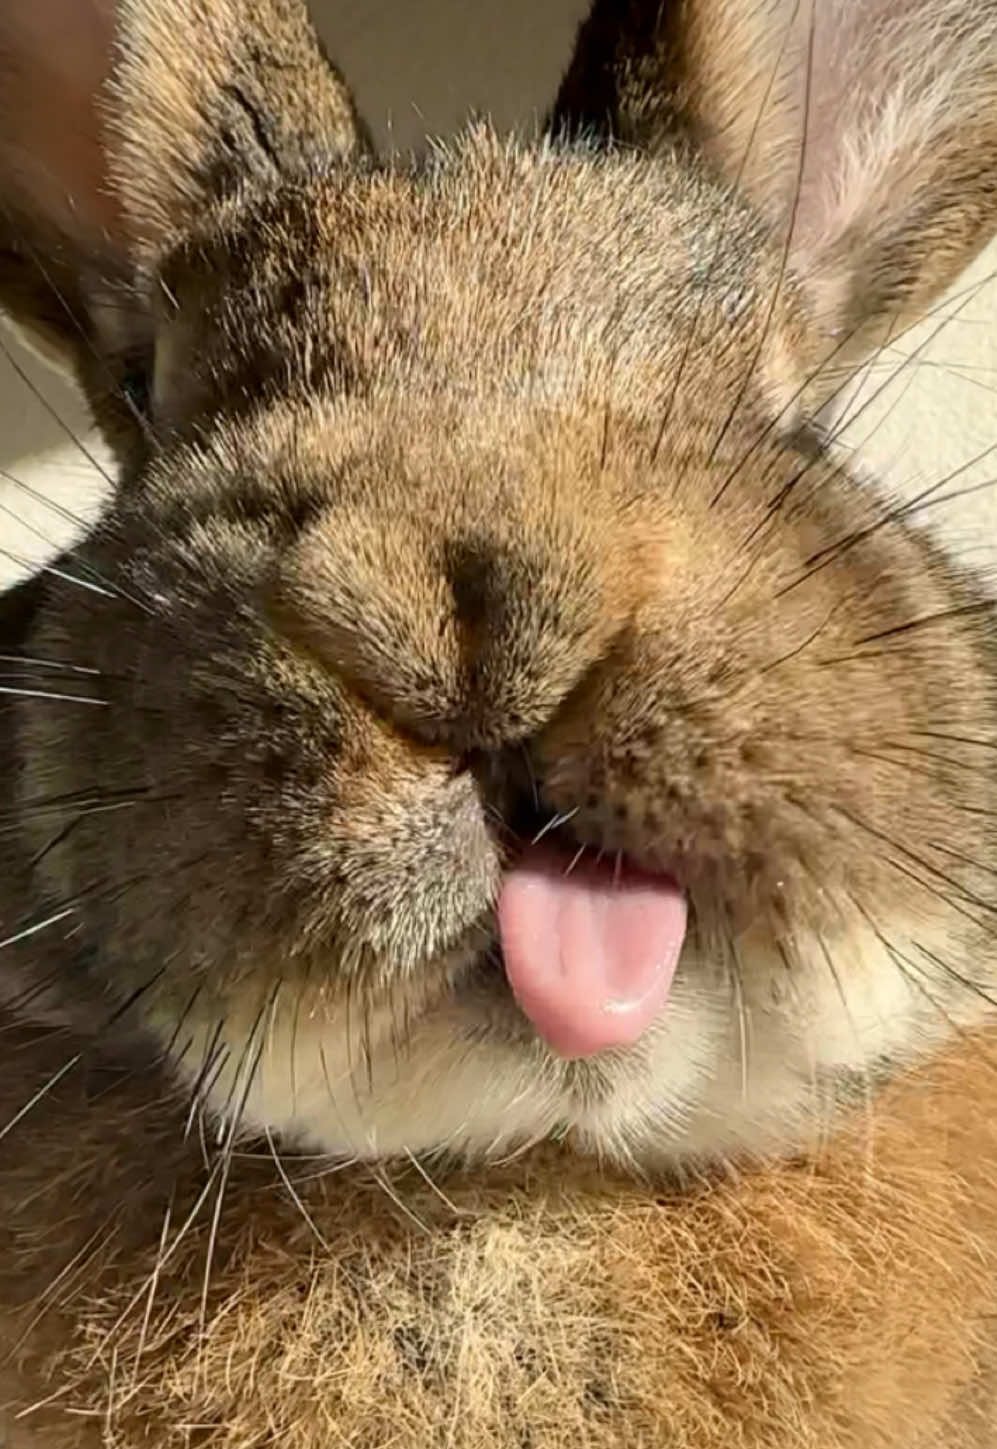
[[3, 0, 997, 1168]]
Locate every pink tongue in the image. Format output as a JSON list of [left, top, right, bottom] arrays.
[[497, 842, 687, 1060]]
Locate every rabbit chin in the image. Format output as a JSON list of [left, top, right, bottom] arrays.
[[161, 903, 960, 1170]]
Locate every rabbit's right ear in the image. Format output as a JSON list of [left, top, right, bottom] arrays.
[[554, 0, 997, 401], [0, 0, 369, 440]]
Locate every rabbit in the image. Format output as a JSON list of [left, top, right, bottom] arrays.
[[0, 0, 996, 1442]]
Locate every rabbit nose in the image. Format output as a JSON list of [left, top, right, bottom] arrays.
[[437, 537, 616, 750], [274, 515, 622, 752]]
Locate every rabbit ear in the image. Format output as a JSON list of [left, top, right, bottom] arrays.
[[107, 0, 369, 256], [555, 0, 997, 380], [0, 0, 368, 403]]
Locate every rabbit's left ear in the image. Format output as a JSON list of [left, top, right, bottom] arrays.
[[100, 0, 371, 260], [0, 0, 370, 442], [554, 0, 997, 382]]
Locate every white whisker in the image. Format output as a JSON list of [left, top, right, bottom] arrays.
[[0, 685, 105, 705], [0, 907, 76, 951], [0, 1053, 81, 1143], [531, 807, 579, 845], [0, 653, 100, 675]]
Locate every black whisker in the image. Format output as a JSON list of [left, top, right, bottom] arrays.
[[834, 805, 997, 917]]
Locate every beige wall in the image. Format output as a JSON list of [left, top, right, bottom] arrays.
[[1, 0, 995, 590], [313, 0, 590, 152], [832, 243, 997, 574]]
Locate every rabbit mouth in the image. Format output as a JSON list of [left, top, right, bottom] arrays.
[[493, 837, 688, 1061]]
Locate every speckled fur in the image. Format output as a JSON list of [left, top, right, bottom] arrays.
[[1, 0, 997, 1442], [4, 1019, 997, 1447]]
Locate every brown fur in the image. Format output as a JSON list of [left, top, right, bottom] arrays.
[[3, 1020, 997, 1446], [1, 0, 997, 1441]]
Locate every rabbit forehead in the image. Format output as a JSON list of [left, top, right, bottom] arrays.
[[148, 130, 792, 434]]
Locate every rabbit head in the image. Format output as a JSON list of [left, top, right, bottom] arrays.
[[1, 0, 996, 1169]]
